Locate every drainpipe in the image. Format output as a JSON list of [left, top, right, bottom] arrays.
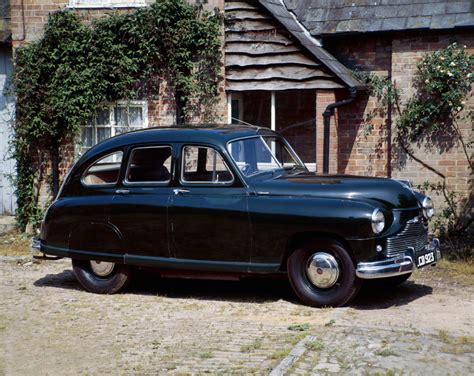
[[322, 86, 358, 174]]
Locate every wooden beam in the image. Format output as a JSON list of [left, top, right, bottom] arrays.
[[226, 79, 343, 91], [225, 42, 299, 55], [226, 10, 272, 21], [225, 2, 260, 11], [225, 31, 293, 45], [226, 66, 331, 81], [225, 19, 279, 32], [226, 53, 320, 67]]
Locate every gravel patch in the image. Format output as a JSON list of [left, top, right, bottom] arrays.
[[0, 259, 472, 375]]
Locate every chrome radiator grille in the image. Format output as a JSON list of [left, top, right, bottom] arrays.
[[385, 218, 428, 258]]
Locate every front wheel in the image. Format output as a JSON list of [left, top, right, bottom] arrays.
[[287, 239, 362, 307], [72, 259, 133, 294]]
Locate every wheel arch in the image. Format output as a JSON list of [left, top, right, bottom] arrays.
[[68, 221, 125, 261], [279, 231, 356, 272]]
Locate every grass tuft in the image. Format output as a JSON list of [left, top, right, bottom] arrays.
[[287, 323, 310, 332], [305, 339, 324, 352]]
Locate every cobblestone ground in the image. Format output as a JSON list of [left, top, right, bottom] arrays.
[[0, 259, 472, 375]]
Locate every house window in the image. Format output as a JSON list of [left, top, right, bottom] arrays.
[[80, 101, 148, 155], [68, 0, 146, 9]]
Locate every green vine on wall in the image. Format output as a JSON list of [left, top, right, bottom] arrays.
[[12, 0, 223, 230], [355, 43, 473, 254]]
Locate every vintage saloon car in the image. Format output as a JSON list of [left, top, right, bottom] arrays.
[[34, 125, 441, 307]]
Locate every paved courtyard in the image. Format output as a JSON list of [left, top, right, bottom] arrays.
[[0, 258, 472, 375]]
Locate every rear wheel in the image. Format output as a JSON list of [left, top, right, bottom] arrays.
[[72, 259, 132, 294], [287, 239, 362, 307]]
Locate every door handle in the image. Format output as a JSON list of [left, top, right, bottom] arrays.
[[115, 189, 130, 195], [173, 188, 190, 195]]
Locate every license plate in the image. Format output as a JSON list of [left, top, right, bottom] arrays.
[[416, 251, 435, 268]]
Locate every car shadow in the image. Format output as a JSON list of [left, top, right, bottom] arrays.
[[352, 280, 433, 309], [34, 269, 433, 309], [131, 273, 299, 304], [34, 269, 84, 292]]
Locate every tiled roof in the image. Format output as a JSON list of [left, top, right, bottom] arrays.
[[283, 0, 474, 36], [257, 0, 365, 89]]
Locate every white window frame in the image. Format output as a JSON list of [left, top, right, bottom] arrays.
[[78, 100, 148, 157], [68, 0, 146, 9]]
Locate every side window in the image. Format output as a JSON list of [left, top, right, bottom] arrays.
[[181, 146, 233, 184], [126, 146, 172, 184], [82, 151, 123, 186]]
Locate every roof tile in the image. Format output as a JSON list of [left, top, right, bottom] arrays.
[[283, 0, 474, 35]]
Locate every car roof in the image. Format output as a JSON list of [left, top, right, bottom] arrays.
[[79, 124, 277, 162]]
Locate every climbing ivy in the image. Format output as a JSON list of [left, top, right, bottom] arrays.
[[12, 0, 222, 230], [354, 43, 473, 254]]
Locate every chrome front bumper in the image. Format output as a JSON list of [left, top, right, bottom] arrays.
[[356, 238, 441, 280], [31, 237, 41, 252]]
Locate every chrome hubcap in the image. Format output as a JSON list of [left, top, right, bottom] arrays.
[[306, 252, 340, 289], [90, 260, 115, 277]]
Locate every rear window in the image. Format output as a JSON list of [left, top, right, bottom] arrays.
[[82, 151, 123, 186]]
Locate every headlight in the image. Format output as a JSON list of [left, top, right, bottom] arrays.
[[422, 197, 434, 219], [371, 209, 385, 234]]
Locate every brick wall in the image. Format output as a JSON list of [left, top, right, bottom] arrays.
[[315, 90, 337, 173], [325, 34, 392, 177], [390, 31, 473, 214], [325, 30, 473, 215]]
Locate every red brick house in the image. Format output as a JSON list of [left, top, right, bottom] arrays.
[[6, 0, 474, 217]]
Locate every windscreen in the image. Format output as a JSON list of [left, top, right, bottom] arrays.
[[228, 136, 306, 177]]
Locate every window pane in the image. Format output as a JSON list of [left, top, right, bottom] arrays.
[[97, 127, 111, 143], [83, 151, 123, 186], [127, 147, 172, 183], [95, 108, 110, 125], [114, 127, 128, 136], [115, 107, 128, 127], [81, 127, 93, 148], [128, 107, 143, 127], [182, 146, 232, 183]]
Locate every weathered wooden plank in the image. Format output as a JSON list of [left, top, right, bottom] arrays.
[[226, 66, 332, 81], [0, 46, 16, 215], [225, 42, 299, 55], [225, 53, 319, 67], [225, 2, 260, 11], [226, 10, 271, 21], [226, 79, 344, 91], [225, 19, 279, 32], [225, 30, 293, 45]]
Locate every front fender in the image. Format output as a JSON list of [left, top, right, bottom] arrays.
[[248, 195, 380, 265]]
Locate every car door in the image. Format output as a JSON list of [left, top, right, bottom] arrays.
[[109, 145, 173, 258], [169, 144, 251, 270], [59, 149, 125, 261]]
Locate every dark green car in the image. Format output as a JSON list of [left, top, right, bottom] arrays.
[[33, 125, 441, 307]]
